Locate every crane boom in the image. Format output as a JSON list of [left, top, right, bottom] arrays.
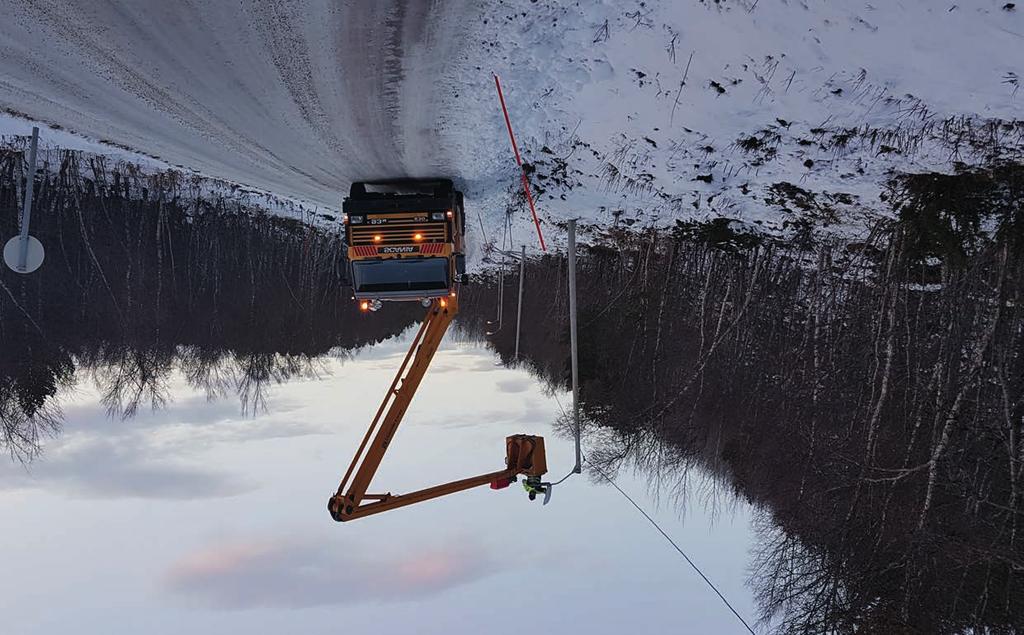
[[329, 295, 546, 522]]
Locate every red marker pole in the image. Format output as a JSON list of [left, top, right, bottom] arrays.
[[494, 74, 546, 251]]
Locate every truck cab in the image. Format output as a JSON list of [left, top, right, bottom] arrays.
[[343, 179, 466, 310]]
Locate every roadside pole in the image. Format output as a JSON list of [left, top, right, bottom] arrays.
[[4, 126, 45, 274], [487, 242, 507, 335], [514, 244, 525, 360], [487, 261, 504, 336], [568, 219, 581, 473], [498, 259, 504, 327]]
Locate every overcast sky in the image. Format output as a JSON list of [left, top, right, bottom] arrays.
[[0, 335, 758, 634]]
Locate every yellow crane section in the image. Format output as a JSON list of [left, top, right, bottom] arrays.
[[328, 295, 547, 522]]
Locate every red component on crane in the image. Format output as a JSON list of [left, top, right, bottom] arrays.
[[490, 477, 513, 490]]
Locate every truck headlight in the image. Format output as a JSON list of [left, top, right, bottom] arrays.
[[431, 212, 445, 221], [350, 215, 365, 224]]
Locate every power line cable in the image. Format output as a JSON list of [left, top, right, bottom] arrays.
[[585, 456, 757, 635], [551, 374, 752, 631], [547, 393, 578, 485]]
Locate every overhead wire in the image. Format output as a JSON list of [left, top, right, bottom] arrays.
[[585, 456, 757, 635], [551, 390, 755, 634], [547, 393, 577, 485], [525, 228, 755, 634]]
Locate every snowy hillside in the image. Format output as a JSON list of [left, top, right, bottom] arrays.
[[0, 0, 1020, 257], [0, 113, 328, 224], [461, 0, 1023, 249]]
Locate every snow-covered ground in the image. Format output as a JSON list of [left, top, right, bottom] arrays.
[[1, 0, 1021, 257], [0, 112, 326, 223], [465, 0, 1024, 248]]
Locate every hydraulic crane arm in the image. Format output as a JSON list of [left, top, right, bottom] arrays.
[[328, 296, 546, 522]]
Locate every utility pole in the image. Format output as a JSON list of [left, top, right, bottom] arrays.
[[514, 244, 525, 360], [568, 219, 581, 473], [497, 261, 504, 327], [487, 263, 505, 336], [4, 126, 45, 274]]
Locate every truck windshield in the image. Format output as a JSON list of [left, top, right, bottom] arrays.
[[352, 258, 449, 294]]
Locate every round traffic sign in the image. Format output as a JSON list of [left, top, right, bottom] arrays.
[[4, 235, 45, 274]]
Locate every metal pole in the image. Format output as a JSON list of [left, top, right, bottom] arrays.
[[497, 220, 508, 328], [515, 244, 525, 360], [568, 219, 581, 473], [496, 263, 504, 330], [18, 127, 39, 271]]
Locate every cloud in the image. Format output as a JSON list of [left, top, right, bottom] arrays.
[[60, 392, 242, 432], [62, 388, 328, 442], [411, 396, 554, 431], [495, 378, 531, 394], [163, 535, 496, 609], [0, 435, 255, 499], [0, 378, 330, 501], [470, 358, 506, 373]]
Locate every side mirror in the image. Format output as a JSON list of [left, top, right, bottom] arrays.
[[338, 259, 351, 285]]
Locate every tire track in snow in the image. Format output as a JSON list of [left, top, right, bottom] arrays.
[[334, 1, 406, 177], [0, 0, 478, 205], [7, 0, 315, 185], [245, 0, 346, 156]]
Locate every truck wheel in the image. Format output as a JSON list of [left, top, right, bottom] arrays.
[[455, 191, 466, 234], [433, 179, 453, 198], [335, 256, 351, 284]]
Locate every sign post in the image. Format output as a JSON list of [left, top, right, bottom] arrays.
[[515, 244, 525, 360], [568, 219, 581, 474], [4, 126, 45, 274]]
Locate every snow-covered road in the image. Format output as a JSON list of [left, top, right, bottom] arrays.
[[0, 0, 476, 207]]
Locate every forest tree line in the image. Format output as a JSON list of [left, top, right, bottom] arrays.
[[460, 163, 1024, 634], [0, 148, 418, 460]]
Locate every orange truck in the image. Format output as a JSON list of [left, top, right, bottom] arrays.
[[343, 179, 466, 310], [329, 179, 549, 522]]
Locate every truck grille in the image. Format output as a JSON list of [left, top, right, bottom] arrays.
[[350, 222, 448, 246], [350, 243, 447, 257]]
